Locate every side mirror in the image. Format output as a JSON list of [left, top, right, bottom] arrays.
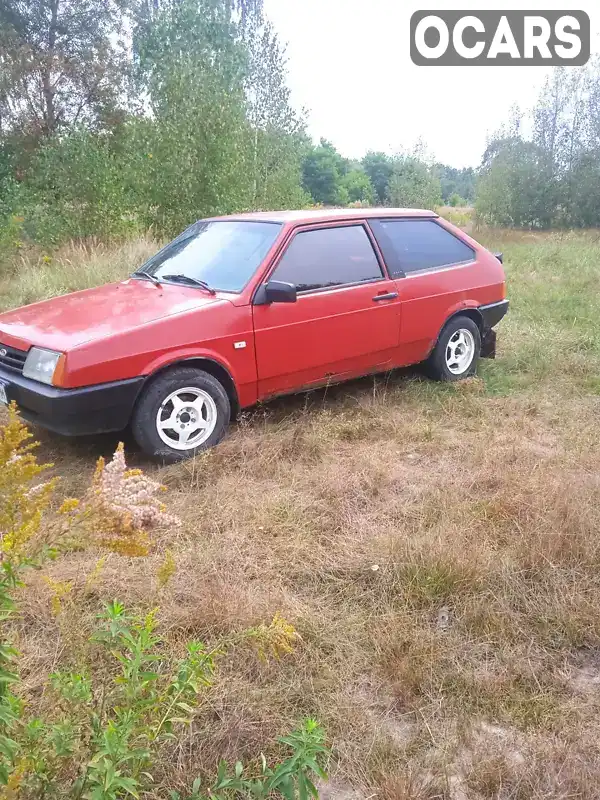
[[494, 252, 503, 264], [255, 280, 297, 305]]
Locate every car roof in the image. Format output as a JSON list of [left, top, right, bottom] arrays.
[[210, 207, 438, 224]]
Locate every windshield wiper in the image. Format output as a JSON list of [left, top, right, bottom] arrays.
[[160, 274, 216, 294], [132, 269, 161, 287]]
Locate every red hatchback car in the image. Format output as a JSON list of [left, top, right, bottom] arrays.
[[0, 209, 507, 461]]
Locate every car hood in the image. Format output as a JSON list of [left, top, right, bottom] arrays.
[[0, 278, 223, 352]]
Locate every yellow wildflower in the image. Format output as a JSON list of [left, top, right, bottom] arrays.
[[85, 555, 108, 593], [59, 498, 80, 514], [0, 404, 55, 562], [42, 576, 73, 617], [157, 548, 176, 588], [248, 612, 300, 663]]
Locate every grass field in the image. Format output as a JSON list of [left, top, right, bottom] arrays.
[[3, 227, 600, 798]]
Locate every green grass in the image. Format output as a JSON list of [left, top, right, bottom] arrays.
[[476, 230, 600, 395]]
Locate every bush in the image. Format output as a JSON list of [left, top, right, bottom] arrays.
[[341, 169, 375, 205], [18, 128, 143, 245], [387, 155, 442, 210], [448, 193, 466, 207]]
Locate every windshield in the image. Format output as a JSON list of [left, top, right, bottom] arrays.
[[139, 220, 282, 293]]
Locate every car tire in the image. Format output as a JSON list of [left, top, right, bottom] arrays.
[[131, 367, 231, 462], [424, 315, 481, 382]]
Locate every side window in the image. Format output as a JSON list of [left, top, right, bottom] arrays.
[[371, 219, 475, 276], [271, 225, 383, 293]]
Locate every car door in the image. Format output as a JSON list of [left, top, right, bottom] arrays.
[[252, 222, 401, 399], [368, 218, 478, 366]]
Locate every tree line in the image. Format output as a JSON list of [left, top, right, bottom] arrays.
[[0, 1, 598, 253], [477, 59, 600, 228], [0, 0, 310, 247], [0, 0, 477, 251], [301, 58, 600, 231], [301, 141, 475, 210]]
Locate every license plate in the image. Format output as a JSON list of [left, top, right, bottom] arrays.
[[0, 382, 8, 405]]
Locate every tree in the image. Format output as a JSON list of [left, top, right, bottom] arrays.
[[361, 151, 393, 204], [584, 56, 600, 152], [435, 165, 476, 204], [242, 10, 308, 209], [448, 193, 465, 207], [387, 155, 442, 210], [476, 136, 550, 227], [0, 0, 310, 244], [131, 0, 309, 230], [341, 168, 375, 205], [301, 138, 349, 205], [0, 0, 129, 138], [474, 59, 600, 228], [567, 151, 600, 227]]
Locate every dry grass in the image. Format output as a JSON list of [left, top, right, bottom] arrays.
[[3, 228, 600, 798], [436, 206, 475, 231], [0, 235, 158, 310]]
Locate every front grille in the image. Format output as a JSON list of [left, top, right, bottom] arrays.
[[0, 343, 28, 374]]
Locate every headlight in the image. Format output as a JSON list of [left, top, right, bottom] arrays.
[[23, 347, 63, 385]]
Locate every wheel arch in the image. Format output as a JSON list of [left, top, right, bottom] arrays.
[[450, 307, 484, 334], [140, 357, 240, 421], [427, 307, 484, 358]]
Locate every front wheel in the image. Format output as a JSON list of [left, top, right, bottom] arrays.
[[131, 367, 231, 462], [424, 315, 481, 381]]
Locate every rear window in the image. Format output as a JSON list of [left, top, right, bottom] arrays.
[[370, 219, 475, 276]]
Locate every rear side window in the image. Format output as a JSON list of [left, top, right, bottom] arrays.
[[271, 225, 383, 293], [370, 219, 475, 276]]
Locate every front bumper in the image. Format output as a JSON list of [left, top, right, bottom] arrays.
[[0, 368, 145, 436]]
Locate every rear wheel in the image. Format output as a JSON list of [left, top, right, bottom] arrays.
[[132, 367, 230, 462], [424, 315, 481, 381]]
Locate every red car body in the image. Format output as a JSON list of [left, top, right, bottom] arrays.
[[0, 208, 507, 449]]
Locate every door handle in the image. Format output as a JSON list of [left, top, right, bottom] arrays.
[[372, 292, 398, 302]]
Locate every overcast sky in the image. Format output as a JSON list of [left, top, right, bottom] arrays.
[[262, 0, 600, 168]]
